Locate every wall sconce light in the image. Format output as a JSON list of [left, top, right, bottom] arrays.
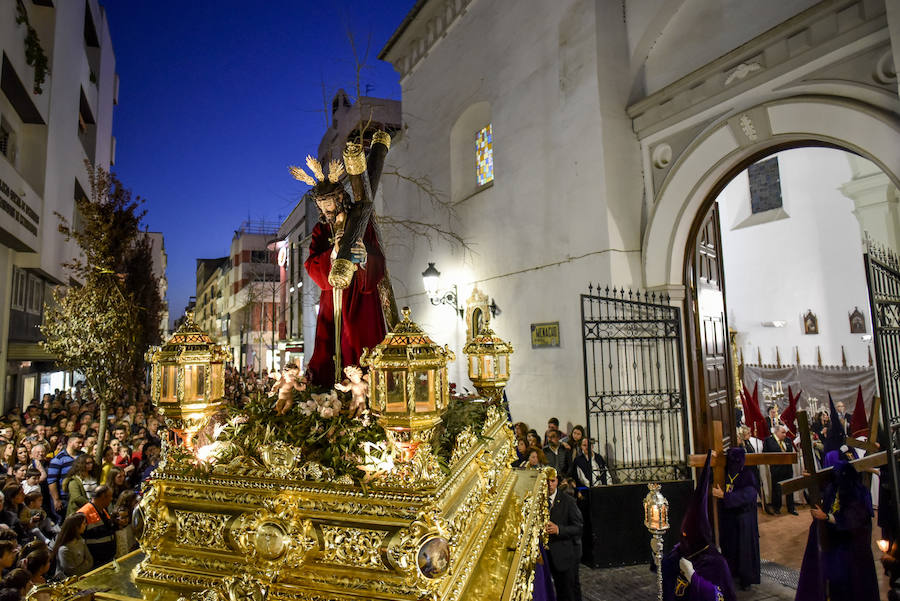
[[422, 262, 463, 318], [489, 299, 501, 318]]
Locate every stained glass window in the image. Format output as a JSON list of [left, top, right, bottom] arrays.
[[475, 124, 493, 186]]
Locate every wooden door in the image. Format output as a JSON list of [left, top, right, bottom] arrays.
[[686, 202, 735, 452]]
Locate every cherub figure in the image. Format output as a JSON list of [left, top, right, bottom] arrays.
[[335, 365, 370, 418], [270, 363, 306, 415]]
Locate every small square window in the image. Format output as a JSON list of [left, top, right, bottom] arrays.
[[748, 157, 782, 214], [475, 124, 493, 186]]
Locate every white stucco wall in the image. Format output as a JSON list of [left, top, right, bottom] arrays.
[[717, 147, 874, 368], [379, 0, 647, 431]]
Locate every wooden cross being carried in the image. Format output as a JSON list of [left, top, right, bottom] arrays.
[[688, 420, 796, 489], [781, 405, 891, 504]]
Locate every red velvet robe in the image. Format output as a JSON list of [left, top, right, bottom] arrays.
[[305, 218, 386, 386]]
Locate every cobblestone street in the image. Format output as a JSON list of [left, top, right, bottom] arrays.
[[580, 563, 796, 601]]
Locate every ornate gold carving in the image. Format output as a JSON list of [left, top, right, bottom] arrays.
[[451, 426, 478, 464], [175, 510, 229, 550], [371, 130, 391, 150], [327, 258, 357, 290], [319, 525, 388, 569], [378, 442, 443, 489], [342, 142, 366, 175], [259, 441, 300, 478], [229, 495, 314, 572]]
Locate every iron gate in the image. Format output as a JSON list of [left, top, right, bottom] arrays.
[[864, 237, 900, 533], [581, 286, 689, 483]]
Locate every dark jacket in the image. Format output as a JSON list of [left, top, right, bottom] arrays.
[[547, 490, 583, 571], [543, 444, 570, 476], [573, 452, 608, 486], [762, 435, 794, 481]]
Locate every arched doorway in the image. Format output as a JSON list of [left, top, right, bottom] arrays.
[[642, 96, 900, 452]]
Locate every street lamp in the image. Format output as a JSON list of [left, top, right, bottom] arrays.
[[643, 483, 670, 601], [421, 262, 463, 318]]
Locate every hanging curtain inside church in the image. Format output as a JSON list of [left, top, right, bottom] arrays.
[[743, 365, 877, 414]]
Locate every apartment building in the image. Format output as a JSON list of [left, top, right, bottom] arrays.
[[194, 221, 281, 372], [144, 231, 169, 338], [0, 0, 117, 410]]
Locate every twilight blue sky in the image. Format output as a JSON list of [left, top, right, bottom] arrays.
[[102, 1, 413, 324]]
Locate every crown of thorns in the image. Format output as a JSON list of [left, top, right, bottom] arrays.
[[288, 155, 344, 187]]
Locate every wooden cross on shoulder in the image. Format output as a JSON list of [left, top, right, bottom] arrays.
[[688, 420, 796, 489], [781, 407, 894, 504]]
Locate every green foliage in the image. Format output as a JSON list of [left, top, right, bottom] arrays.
[[40, 276, 139, 406], [41, 163, 162, 403], [436, 395, 490, 462], [15, 2, 49, 94], [216, 386, 387, 483]]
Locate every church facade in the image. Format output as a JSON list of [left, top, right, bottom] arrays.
[[376, 0, 900, 458]]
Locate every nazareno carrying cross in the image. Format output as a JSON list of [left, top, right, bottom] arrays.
[[290, 132, 400, 386]]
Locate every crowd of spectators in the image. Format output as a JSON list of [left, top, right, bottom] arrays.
[[510, 417, 610, 494], [0, 379, 172, 600]]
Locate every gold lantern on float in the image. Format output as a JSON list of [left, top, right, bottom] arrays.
[[145, 311, 230, 449], [462, 325, 513, 404], [360, 307, 454, 461]]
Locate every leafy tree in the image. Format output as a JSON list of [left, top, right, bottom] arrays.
[[40, 163, 162, 461]]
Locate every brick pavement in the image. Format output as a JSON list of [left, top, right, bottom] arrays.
[[578, 564, 796, 601]]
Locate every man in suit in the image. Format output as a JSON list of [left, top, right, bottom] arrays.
[[545, 467, 583, 601], [763, 425, 797, 515]]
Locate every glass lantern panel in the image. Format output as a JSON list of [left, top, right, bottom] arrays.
[[498, 355, 508, 377], [210, 364, 224, 398], [385, 370, 406, 413], [184, 365, 206, 401], [414, 370, 436, 413], [484, 355, 494, 379], [469, 355, 479, 379], [161, 365, 177, 402]]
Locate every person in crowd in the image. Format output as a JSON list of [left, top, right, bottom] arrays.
[[22, 492, 55, 542], [544, 466, 583, 601], [525, 447, 547, 469], [1, 484, 38, 543], [573, 437, 608, 487], [512, 422, 529, 442], [135, 441, 160, 485], [99, 447, 116, 484], [47, 433, 84, 515], [53, 514, 93, 577], [21, 470, 40, 497], [21, 548, 50, 586], [543, 430, 570, 476], [3, 568, 31, 598], [712, 448, 760, 591], [544, 418, 561, 445], [662, 451, 736, 601], [765, 406, 778, 433], [526, 430, 542, 450], [511, 439, 529, 468], [763, 425, 796, 515], [0, 540, 17, 573], [564, 425, 586, 469], [113, 491, 138, 557], [105, 468, 127, 501], [78, 486, 121, 567], [63, 455, 94, 518]]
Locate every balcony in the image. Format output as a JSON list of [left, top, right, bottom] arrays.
[[0, 152, 41, 252]]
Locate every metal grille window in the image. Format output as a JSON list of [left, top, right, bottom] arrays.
[[0, 124, 9, 157], [581, 287, 689, 483], [26, 274, 42, 314]]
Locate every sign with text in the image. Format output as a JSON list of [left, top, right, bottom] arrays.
[[531, 322, 560, 348]]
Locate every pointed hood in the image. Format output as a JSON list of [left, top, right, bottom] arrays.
[[741, 382, 768, 439], [680, 450, 713, 555], [849, 385, 869, 438], [780, 386, 801, 438], [726, 446, 746, 476], [824, 393, 847, 454]]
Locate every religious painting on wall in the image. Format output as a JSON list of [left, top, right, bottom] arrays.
[[849, 306, 867, 333], [803, 310, 819, 335]]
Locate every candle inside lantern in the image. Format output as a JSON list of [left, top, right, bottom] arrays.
[[649, 505, 661, 530], [878, 539, 890, 553]]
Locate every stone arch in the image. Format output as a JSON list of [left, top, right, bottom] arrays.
[[642, 96, 900, 290]]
